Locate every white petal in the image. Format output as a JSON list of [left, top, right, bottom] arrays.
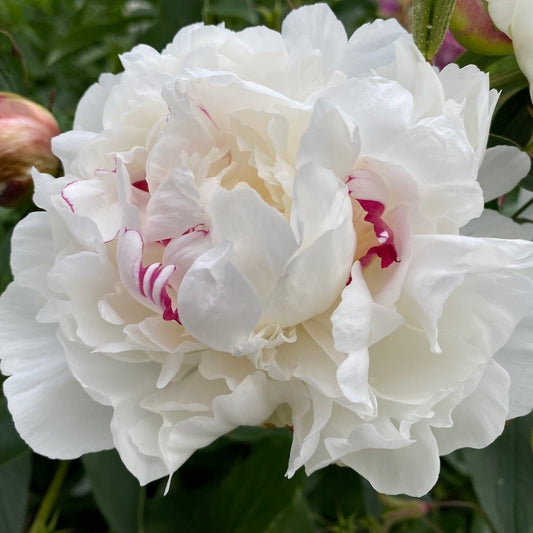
[[477, 145, 531, 202], [52, 131, 97, 174], [262, 164, 354, 327], [163, 229, 213, 290], [433, 360, 509, 455], [509, 0, 533, 101], [404, 235, 533, 355], [385, 117, 482, 231], [282, 3, 347, 74], [61, 334, 168, 484], [210, 188, 297, 298], [162, 372, 278, 470], [10, 212, 55, 294], [402, 235, 478, 353], [331, 263, 373, 406], [461, 209, 527, 239], [117, 229, 178, 321], [46, 251, 124, 348], [178, 241, 262, 352], [339, 424, 440, 497], [0, 284, 114, 458], [73, 73, 120, 132], [487, 0, 516, 35], [296, 98, 360, 179], [321, 78, 413, 154], [495, 310, 533, 418], [59, 179, 122, 242], [342, 18, 410, 78], [144, 163, 204, 241]]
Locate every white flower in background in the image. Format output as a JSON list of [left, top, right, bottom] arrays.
[[487, 0, 533, 100], [1, 3, 533, 497]]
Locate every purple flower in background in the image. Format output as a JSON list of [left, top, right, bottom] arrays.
[[434, 30, 467, 69], [377, 0, 399, 16]]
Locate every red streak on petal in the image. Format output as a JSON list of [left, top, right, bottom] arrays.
[[199, 105, 218, 130], [182, 223, 209, 236], [61, 181, 77, 213], [133, 179, 149, 192], [357, 199, 399, 269], [130, 229, 181, 324]]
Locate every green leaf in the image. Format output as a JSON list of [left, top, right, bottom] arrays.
[[46, 14, 154, 65], [491, 88, 533, 148], [144, 432, 307, 533], [463, 412, 533, 533], [264, 489, 314, 533], [209, 436, 306, 533], [0, 226, 13, 296], [226, 425, 291, 442], [204, 0, 259, 26], [519, 168, 533, 193], [305, 465, 371, 523], [0, 30, 27, 93], [0, 399, 32, 533], [82, 449, 142, 533], [487, 56, 528, 94], [412, 0, 457, 61], [141, 0, 204, 51]]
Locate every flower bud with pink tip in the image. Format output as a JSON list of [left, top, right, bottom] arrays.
[[450, 0, 513, 55], [0, 92, 60, 207]]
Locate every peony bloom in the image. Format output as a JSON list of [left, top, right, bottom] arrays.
[[1, 4, 533, 497], [487, 0, 533, 100], [0, 92, 60, 206]]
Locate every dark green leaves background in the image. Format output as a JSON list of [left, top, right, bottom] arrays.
[[1, 0, 533, 531]]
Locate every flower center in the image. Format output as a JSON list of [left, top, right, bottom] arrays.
[[346, 175, 400, 269]]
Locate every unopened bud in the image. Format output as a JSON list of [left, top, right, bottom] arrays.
[[0, 92, 60, 207], [450, 0, 513, 55]]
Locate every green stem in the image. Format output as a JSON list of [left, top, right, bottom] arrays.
[[28, 461, 70, 533], [512, 197, 533, 220], [137, 486, 146, 533]]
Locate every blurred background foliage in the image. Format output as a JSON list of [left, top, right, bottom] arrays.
[[1, 0, 533, 532]]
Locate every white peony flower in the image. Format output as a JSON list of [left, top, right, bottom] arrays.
[[1, 4, 533, 497], [487, 0, 533, 101]]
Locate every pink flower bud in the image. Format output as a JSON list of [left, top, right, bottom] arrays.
[[0, 92, 60, 207], [450, 0, 513, 55]]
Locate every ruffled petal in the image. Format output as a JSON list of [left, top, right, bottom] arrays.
[[339, 424, 440, 497], [331, 263, 374, 407], [433, 360, 509, 455], [461, 209, 527, 239], [60, 333, 168, 484], [0, 284, 114, 458], [178, 241, 262, 352], [282, 3, 347, 75], [477, 145, 531, 202], [209, 187, 297, 298], [495, 310, 533, 418]]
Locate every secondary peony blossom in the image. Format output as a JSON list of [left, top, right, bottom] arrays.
[[487, 0, 533, 101], [2, 4, 533, 497]]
